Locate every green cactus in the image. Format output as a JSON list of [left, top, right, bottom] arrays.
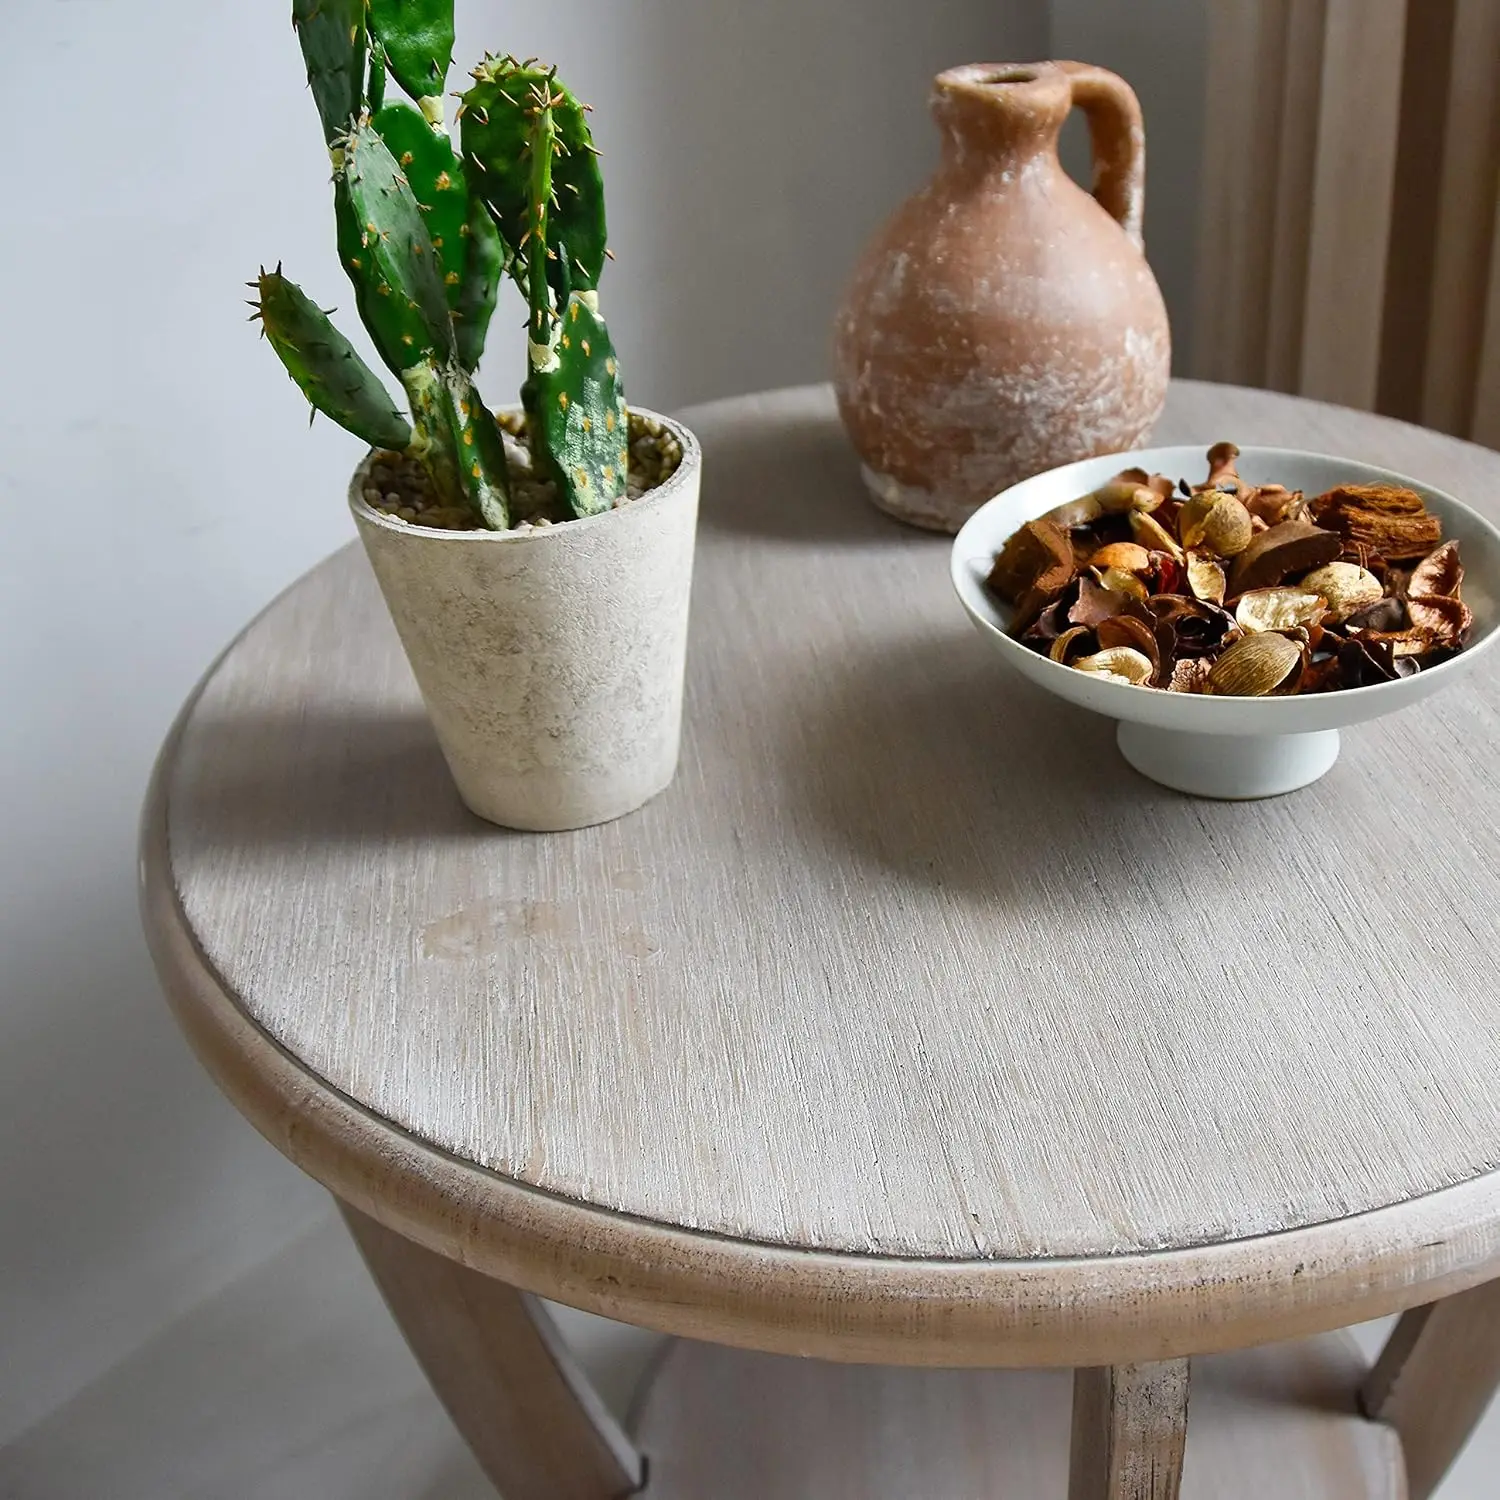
[[401, 360, 511, 528], [257, 12, 636, 533], [523, 288, 628, 517], [459, 59, 609, 297], [370, 101, 499, 371], [291, 0, 366, 146], [454, 200, 504, 371], [252, 268, 413, 451], [337, 117, 455, 372], [368, 0, 454, 123]]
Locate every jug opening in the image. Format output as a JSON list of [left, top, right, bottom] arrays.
[[975, 67, 1039, 85]]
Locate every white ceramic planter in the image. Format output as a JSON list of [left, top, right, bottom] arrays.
[[350, 408, 700, 831]]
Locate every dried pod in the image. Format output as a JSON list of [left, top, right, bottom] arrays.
[[1089, 541, 1153, 573], [1043, 495, 1105, 530], [1226, 520, 1342, 595], [1206, 631, 1302, 696], [1298, 561, 1383, 623], [1176, 491, 1216, 547], [1095, 566, 1150, 601], [988, 518, 1077, 603], [1167, 658, 1213, 693], [1310, 483, 1444, 560], [1096, 614, 1162, 677], [1234, 588, 1327, 634], [1192, 441, 1243, 494], [1406, 594, 1473, 648], [1129, 510, 1185, 561], [1198, 494, 1255, 556], [1048, 625, 1096, 663], [1410, 540, 1463, 600], [1186, 550, 1227, 605], [1071, 647, 1154, 685]]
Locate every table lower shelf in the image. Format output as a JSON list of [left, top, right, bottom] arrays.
[[631, 1332, 1404, 1499]]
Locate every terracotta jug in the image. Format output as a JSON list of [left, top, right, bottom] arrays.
[[833, 62, 1171, 533]]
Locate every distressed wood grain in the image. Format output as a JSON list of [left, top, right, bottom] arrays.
[[142, 381, 1500, 1366], [1361, 1276, 1500, 1498], [340, 1203, 642, 1500], [1070, 1361, 1189, 1500]]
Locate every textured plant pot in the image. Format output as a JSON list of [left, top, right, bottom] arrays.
[[350, 408, 700, 832]]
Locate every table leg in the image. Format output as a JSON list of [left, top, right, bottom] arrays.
[[1069, 1360, 1190, 1500], [338, 1202, 644, 1500], [1361, 1276, 1500, 1500]]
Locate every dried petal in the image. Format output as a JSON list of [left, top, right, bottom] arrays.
[[1071, 647, 1154, 685], [1344, 596, 1408, 634], [1361, 628, 1436, 659], [1186, 551, 1227, 605], [1129, 510, 1185, 562], [1043, 495, 1105, 530], [1207, 632, 1303, 696], [1048, 625, 1096, 663], [1235, 587, 1327, 634], [1167, 658, 1213, 693], [1298, 561, 1383, 623], [1245, 485, 1303, 526], [1091, 476, 1163, 515], [1096, 615, 1162, 678], [1406, 594, 1472, 647], [1069, 574, 1136, 628], [1095, 566, 1149, 601], [1410, 540, 1463, 600], [1089, 541, 1154, 573]]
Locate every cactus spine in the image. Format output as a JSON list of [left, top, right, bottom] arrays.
[[260, 9, 629, 531], [460, 58, 627, 517]]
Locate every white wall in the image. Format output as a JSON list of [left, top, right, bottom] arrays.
[[0, 0, 1068, 1449]]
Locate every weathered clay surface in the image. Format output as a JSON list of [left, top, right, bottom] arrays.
[[351, 409, 700, 831], [834, 61, 1171, 533]]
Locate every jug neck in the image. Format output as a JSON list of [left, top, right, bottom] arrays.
[[930, 63, 1070, 177]]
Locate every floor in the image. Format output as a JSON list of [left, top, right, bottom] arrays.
[[1, 1206, 1496, 1499]]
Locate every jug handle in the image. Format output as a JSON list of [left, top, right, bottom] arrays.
[[1058, 61, 1145, 250]]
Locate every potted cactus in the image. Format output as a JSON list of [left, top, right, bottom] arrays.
[[253, 0, 701, 831]]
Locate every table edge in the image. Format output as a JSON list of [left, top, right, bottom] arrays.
[[140, 617, 1500, 1366]]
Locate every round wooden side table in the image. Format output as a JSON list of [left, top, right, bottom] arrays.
[[143, 382, 1500, 1499]]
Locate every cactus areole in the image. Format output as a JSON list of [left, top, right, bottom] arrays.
[[256, 2, 650, 530]]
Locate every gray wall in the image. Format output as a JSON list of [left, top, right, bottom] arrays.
[[0, 0, 1207, 1447]]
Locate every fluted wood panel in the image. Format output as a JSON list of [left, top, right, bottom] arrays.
[[1193, 0, 1500, 444]]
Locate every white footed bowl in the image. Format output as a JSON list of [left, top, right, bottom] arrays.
[[951, 445, 1500, 799]]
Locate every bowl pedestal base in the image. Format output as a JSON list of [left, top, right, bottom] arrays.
[[1116, 722, 1342, 800]]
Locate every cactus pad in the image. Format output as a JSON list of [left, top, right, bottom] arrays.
[[252, 268, 412, 451], [336, 118, 456, 374], [455, 200, 504, 371], [401, 360, 511, 529], [291, 0, 366, 145], [368, 0, 454, 110], [459, 58, 608, 297], [523, 293, 628, 518]]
